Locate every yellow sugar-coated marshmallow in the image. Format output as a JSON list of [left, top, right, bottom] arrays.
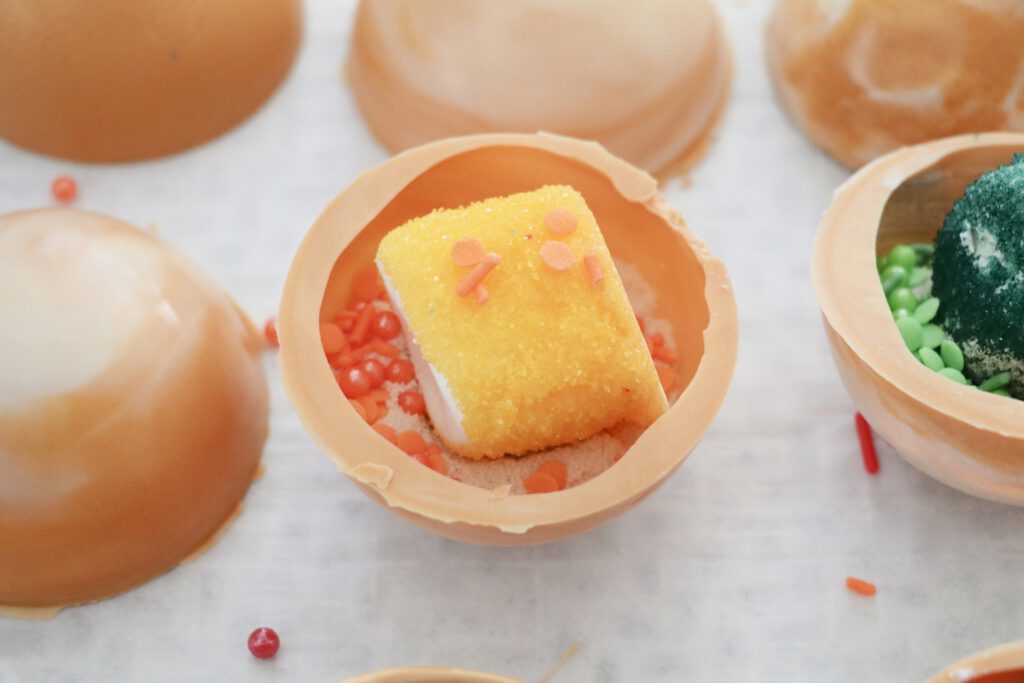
[[376, 185, 668, 459]]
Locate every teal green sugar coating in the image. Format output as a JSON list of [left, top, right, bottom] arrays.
[[931, 154, 1024, 398]]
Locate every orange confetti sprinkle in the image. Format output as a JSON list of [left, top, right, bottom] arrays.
[[540, 241, 576, 271], [636, 315, 646, 335], [451, 238, 486, 267], [396, 430, 427, 456], [358, 396, 378, 424], [373, 423, 398, 443], [536, 461, 567, 490], [367, 388, 389, 404], [524, 472, 559, 494], [349, 399, 368, 422], [455, 252, 501, 297], [320, 323, 346, 355], [583, 253, 603, 286], [375, 404, 389, 421], [474, 284, 489, 305], [846, 577, 877, 597], [652, 346, 677, 364], [650, 332, 664, 347], [656, 364, 676, 394], [543, 207, 577, 235], [426, 451, 447, 475]]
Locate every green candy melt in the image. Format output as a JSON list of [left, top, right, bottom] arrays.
[[918, 347, 945, 372], [888, 288, 917, 312], [940, 340, 965, 371], [914, 297, 940, 324], [909, 267, 930, 287], [921, 324, 944, 349], [980, 371, 1012, 392], [896, 317, 924, 352], [938, 367, 969, 385], [881, 265, 909, 293], [888, 245, 917, 271]]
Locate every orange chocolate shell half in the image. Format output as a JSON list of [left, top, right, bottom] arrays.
[[279, 132, 738, 545], [346, 0, 731, 177], [767, 0, 1024, 169], [812, 132, 1024, 504], [340, 668, 524, 683], [0, 0, 301, 162], [0, 209, 269, 609], [928, 640, 1024, 683]]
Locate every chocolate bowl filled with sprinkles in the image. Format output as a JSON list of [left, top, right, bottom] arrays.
[[927, 640, 1024, 683], [812, 132, 1024, 505], [279, 133, 737, 545]]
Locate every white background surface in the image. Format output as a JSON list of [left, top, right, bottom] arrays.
[[3, 1, 1024, 681]]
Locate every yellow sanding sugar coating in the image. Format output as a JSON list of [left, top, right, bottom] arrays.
[[376, 185, 668, 459]]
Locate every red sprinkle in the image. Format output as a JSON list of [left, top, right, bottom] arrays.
[[263, 317, 279, 348], [247, 627, 280, 659], [398, 390, 426, 415], [51, 175, 77, 203], [854, 412, 879, 475]]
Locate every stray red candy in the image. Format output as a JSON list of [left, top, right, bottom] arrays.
[[248, 627, 280, 659]]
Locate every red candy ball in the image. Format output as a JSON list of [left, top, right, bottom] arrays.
[[338, 366, 371, 398], [360, 359, 385, 388], [385, 359, 415, 384], [372, 310, 402, 340], [51, 175, 77, 203], [248, 627, 280, 659], [398, 391, 426, 415]]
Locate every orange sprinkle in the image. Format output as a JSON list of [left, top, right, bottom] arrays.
[[474, 284, 489, 305], [543, 207, 577, 235], [426, 451, 447, 475], [320, 323, 346, 355], [451, 238, 486, 267], [336, 342, 374, 368], [353, 265, 384, 302], [425, 444, 443, 457], [540, 241, 576, 271], [367, 388, 389, 404], [650, 332, 664, 347], [358, 396, 378, 423], [455, 252, 501, 297], [263, 317, 279, 348], [376, 405, 389, 421], [524, 472, 559, 494], [846, 577, 877, 597], [373, 423, 398, 443], [652, 346, 678, 364], [339, 317, 355, 333], [372, 340, 401, 358], [349, 399, 367, 422], [411, 452, 430, 466], [349, 304, 376, 346], [583, 252, 603, 285], [536, 461, 567, 490], [656, 364, 676, 394], [636, 315, 646, 335], [396, 430, 427, 455]]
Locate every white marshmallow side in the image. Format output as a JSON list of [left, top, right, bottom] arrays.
[[377, 261, 468, 447]]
